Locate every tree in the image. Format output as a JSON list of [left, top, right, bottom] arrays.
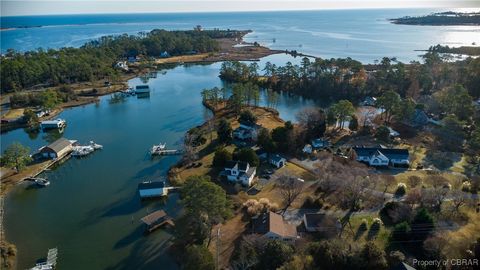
[[233, 148, 259, 167], [212, 147, 232, 168], [411, 208, 435, 241], [40, 89, 61, 110], [375, 126, 390, 142], [436, 84, 474, 121], [377, 90, 401, 123], [183, 245, 215, 270], [278, 255, 314, 270], [468, 127, 480, 154], [307, 240, 350, 270], [295, 107, 326, 140], [231, 238, 259, 270], [348, 115, 359, 131], [436, 115, 465, 151], [391, 221, 411, 242], [330, 100, 355, 129], [181, 176, 232, 246], [238, 110, 257, 124], [277, 173, 305, 214], [1, 142, 32, 172], [394, 98, 416, 122], [257, 128, 276, 153], [23, 109, 39, 128], [258, 240, 294, 270], [217, 118, 232, 144], [326, 109, 336, 127], [358, 242, 388, 270]]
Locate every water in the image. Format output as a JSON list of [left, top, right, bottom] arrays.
[[1, 54, 318, 270], [2, 9, 479, 63]]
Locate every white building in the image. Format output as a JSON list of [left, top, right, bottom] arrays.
[[222, 161, 256, 186], [353, 147, 409, 167], [138, 181, 167, 198], [233, 122, 261, 141]]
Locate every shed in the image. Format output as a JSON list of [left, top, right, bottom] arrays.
[[140, 210, 174, 232], [39, 138, 73, 159], [269, 154, 286, 168]]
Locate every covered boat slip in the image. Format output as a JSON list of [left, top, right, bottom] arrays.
[[140, 210, 175, 233]]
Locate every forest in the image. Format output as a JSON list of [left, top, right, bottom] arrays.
[[0, 29, 243, 93]]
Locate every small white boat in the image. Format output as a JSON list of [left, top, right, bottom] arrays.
[[89, 141, 103, 150], [35, 178, 50, 187], [150, 143, 166, 155]]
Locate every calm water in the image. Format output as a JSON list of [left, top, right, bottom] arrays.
[[2, 9, 480, 63], [1, 54, 317, 270]]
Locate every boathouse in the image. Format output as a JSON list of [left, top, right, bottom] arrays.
[[39, 138, 74, 159], [138, 181, 167, 198], [140, 210, 174, 233]]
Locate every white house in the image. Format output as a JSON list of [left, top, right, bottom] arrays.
[[269, 154, 286, 168], [222, 161, 256, 186], [361, 96, 377, 106], [353, 147, 409, 167], [252, 211, 297, 242], [233, 122, 261, 141], [115, 61, 129, 71], [138, 181, 167, 198]]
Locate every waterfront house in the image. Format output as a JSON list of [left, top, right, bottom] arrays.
[[222, 160, 256, 186], [311, 138, 330, 149], [353, 147, 409, 167], [269, 154, 286, 168], [361, 96, 377, 106], [251, 211, 297, 242], [138, 181, 167, 198], [303, 213, 341, 233], [39, 137, 74, 159], [160, 51, 170, 58], [233, 122, 261, 141], [302, 144, 313, 154], [40, 119, 66, 130], [115, 61, 129, 71]]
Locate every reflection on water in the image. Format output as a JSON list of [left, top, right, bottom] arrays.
[[2, 55, 319, 269]]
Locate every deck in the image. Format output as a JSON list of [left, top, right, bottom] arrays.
[[151, 149, 183, 156], [140, 210, 175, 233]]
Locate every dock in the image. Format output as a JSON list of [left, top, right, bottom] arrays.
[[29, 248, 58, 270], [140, 210, 175, 233], [150, 149, 183, 156]]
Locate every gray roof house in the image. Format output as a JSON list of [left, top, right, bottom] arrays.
[[222, 160, 256, 186], [353, 147, 409, 167]]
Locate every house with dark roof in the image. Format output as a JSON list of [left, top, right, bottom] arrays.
[[353, 147, 409, 167], [252, 211, 297, 242], [233, 122, 261, 141], [38, 138, 74, 159], [303, 213, 341, 233], [269, 154, 286, 168], [311, 138, 330, 149], [406, 109, 429, 128], [222, 160, 256, 186]]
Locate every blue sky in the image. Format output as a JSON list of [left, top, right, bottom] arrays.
[[1, 0, 479, 16]]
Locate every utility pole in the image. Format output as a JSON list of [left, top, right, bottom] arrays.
[[216, 227, 221, 270]]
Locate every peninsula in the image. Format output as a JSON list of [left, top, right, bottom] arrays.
[[390, 11, 480, 26]]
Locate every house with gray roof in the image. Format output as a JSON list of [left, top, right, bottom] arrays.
[[222, 160, 256, 186], [353, 147, 409, 167]]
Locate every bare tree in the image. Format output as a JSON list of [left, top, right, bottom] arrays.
[[449, 189, 470, 210], [277, 173, 305, 214], [404, 188, 423, 208], [182, 133, 198, 165], [380, 174, 396, 196]]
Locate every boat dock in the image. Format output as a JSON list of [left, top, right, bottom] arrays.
[[140, 210, 175, 233], [151, 149, 183, 156], [29, 248, 58, 270]]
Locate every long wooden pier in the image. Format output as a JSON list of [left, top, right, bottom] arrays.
[[151, 149, 183, 156]]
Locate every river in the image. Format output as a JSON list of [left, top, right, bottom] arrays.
[[1, 54, 317, 269]]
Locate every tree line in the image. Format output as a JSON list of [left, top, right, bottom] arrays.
[[0, 29, 240, 93]]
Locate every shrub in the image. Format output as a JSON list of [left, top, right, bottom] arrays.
[[375, 126, 390, 141], [395, 183, 407, 197], [391, 221, 411, 241], [359, 219, 368, 231], [212, 147, 232, 168], [371, 218, 383, 231], [407, 175, 422, 187]]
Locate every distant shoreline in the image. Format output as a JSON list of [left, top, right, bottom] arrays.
[[390, 11, 480, 26]]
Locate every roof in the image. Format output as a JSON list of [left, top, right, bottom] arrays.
[[238, 161, 249, 171], [138, 181, 165, 190], [304, 213, 339, 230], [390, 262, 416, 270], [253, 211, 297, 238], [239, 121, 261, 129], [136, 85, 149, 89], [140, 210, 167, 226], [43, 138, 72, 153], [245, 166, 256, 177], [353, 147, 409, 160], [270, 154, 286, 163], [225, 161, 238, 169]]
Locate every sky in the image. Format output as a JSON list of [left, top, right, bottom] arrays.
[[1, 0, 479, 16]]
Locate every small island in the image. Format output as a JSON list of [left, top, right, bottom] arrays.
[[390, 11, 480, 26]]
